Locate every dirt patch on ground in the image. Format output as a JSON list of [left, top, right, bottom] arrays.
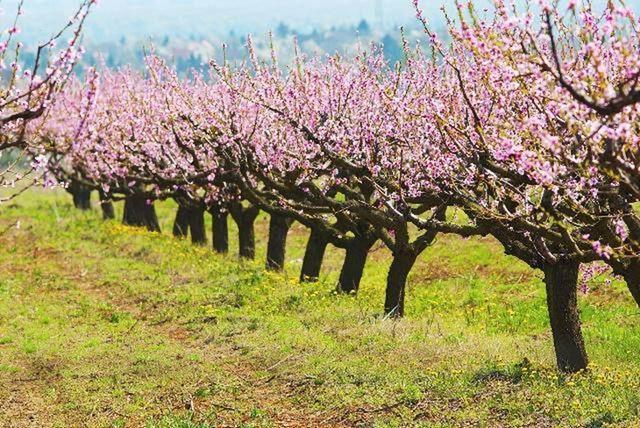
[[411, 258, 458, 283], [0, 376, 56, 428]]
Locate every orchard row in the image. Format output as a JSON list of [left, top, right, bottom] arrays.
[[6, 0, 640, 374]]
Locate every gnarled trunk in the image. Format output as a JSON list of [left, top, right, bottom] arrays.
[[384, 250, 418, 318], [300, 230, 329, 282], [266, 214, 293, 271], [173, 205, 190, 238], [189, 205, 207, 246], [211, 209, 229, 254], [230, 203, 259, 260], [543, 261, 588, 373], [98, 190, 115, 220], [123, 195, 161, 232], [337, 236, 374, 294]]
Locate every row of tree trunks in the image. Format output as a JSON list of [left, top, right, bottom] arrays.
[[69, 191, 431, 354], [192, 206, 290, 266], [174, 203, 249, 258], [69, 183, 116, 221], [73, 191, 619, 374], [68, 184, 116, 220]]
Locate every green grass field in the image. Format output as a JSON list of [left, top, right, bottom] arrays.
[[1, 189, 640, 427]]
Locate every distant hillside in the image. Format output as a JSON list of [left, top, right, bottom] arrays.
[[4, 0, 425, 45], [2, 0, 625, 47]]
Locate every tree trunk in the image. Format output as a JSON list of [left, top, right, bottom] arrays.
[[543, 261, 588, 373], [384, 250, 418, 318], [123, 195, 161, 232], [238, 218, 256, 259], [337, 236, 373, 294], [620, 259, 640, 307], [173, 205, 190, 238], [70, 183, 92, 210], [211, 210, 229, 254], [98, 190, 115, 220], [266, 214, 293, 271], [230, 203, 259, 260], [189, 206, 207, 246], [300, 230, 329, 282]]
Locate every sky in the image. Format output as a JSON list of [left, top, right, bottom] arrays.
[[1, 0, 634, 46]]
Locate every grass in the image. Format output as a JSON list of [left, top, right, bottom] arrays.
[[0, 189, 639, 427]]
